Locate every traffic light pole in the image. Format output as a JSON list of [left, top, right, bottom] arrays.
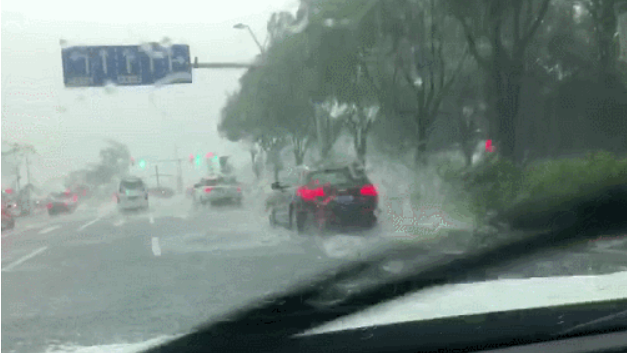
[[192, 57, 260, 69], [154, 158, 185, 193]]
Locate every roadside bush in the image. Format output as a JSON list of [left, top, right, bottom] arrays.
[[448, 150, 627, 229]]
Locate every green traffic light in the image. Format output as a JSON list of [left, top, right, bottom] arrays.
[[139, 159, 146, 169], [195, 155, 202, 166]]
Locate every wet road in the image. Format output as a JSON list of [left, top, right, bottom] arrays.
[[2, 196, 626, 353]]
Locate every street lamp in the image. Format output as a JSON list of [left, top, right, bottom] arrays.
[[233, 23, 265, 55]]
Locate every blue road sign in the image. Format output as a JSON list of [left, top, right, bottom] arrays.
[[61, 44, 192, 87]]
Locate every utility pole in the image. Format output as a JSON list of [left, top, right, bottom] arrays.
[[175, 145, 183, 194], [15, 165, 21, 192], [155, 165, 160, 187], [25, 154, 32, 185], [155, 158, 185, 193]]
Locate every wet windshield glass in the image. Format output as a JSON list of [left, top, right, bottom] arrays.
[[2, 0, 627, 352]]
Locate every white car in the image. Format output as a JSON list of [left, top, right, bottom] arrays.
[[117, 177, 149, 212], [192, 175, 243, 207]]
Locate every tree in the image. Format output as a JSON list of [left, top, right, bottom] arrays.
[[449, 0, 552, 163], [313, 99, 349, 160], [308, 0, 468, 164], [583, 0, 627, 76], [82, 140, 131, 187], [389, 0, 469, 164], [345, 104, 379, 164], [219, 9, 320, 170]]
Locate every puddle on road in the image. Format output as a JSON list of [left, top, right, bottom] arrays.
[[157, 230, 299, 256]]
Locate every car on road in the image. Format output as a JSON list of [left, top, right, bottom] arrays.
[[116, 176, 149, 213], [2, 205, 16, 231], [192, 174, 243, 207], [266, 162, 379, 232], [46, 191, 79, 216]]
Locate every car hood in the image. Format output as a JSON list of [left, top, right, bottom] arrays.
[[43, 271, 627, 352]]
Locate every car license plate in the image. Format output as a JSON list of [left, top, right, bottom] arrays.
[[336, 196, 354, 203]]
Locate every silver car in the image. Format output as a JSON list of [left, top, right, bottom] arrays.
[[117, 177, 149, 213], [192, 175, 243, 207]]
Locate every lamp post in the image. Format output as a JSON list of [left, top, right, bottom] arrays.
[[233, 23, 265, 55]]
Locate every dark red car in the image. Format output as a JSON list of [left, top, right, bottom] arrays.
[[266, 163, 378, 232]]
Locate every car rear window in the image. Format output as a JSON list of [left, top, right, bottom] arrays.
[[121, 180, 144, 190], [201, 178, 221, 186], [308, 169, 357, 186]]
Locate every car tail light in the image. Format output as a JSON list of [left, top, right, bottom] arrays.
[[237, 187, 242, 192], [204, 187, 213, 193], [47, 203, 53, 209], [298, 187, 324, 201], [72, 195, 78, 202], [360, 184, 378, 196]]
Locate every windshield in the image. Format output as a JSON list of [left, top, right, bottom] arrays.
[[2, 1, 627, 352]]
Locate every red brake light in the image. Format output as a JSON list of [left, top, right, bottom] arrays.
[[72, 195, 78, 202], [47, 203, 53, 209], [298, 187, 324, 201], [237, 187, 242, 192], [360, 184, 378, 196], [204, 187, 213, 193]]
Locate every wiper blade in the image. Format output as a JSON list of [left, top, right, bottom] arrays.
[[144, 183, 627, 353]]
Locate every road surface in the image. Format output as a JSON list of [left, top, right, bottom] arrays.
[[2, 196, 626, 353]]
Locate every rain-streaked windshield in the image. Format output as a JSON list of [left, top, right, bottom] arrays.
[[2, 1, 627, 352]]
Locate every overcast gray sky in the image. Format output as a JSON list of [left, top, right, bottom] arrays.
[[2, 0, 298, 188]]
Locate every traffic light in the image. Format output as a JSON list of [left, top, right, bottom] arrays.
[[206, 152, 214, 159], [138, 159, 147, 169], [195, 154, 202, 166], [130, 157, 136, 166]]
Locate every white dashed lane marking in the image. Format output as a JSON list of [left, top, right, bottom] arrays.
[[78, 218, 100, 232], [151, 237, 161, 256], [38, 225, 62, 235], [2, 246, 48, 272]]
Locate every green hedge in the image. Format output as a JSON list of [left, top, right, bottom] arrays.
[[448, 150, 627, 224]]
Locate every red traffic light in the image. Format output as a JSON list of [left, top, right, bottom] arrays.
[[189, 153, 195, 163], [130, 157, 136, 166], [206, 152, 214, 159]]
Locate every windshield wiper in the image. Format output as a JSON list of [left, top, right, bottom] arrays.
[[144, 183, 627, 353]]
